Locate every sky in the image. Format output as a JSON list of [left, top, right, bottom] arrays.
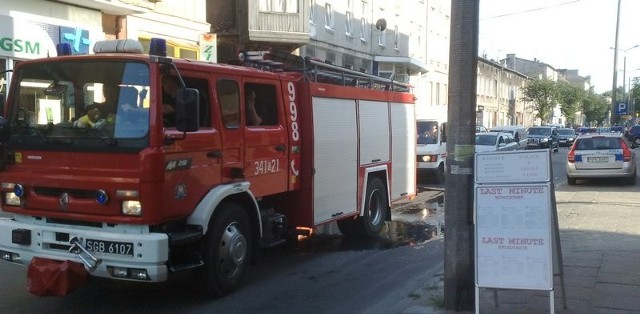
[[479, 0, 640, 93]]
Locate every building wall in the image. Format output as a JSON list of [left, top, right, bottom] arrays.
[[476, 57, 531, 129], [417, 0, 450, 121], [0, 0, 105, 94]]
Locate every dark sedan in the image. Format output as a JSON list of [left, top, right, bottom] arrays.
[[558, 128, 577, 147]]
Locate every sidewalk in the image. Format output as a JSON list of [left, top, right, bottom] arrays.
[[398, 182, 640, 313]]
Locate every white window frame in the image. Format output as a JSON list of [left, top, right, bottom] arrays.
[[325, 3, 335, 30], [259, 0, 298, 13], [310, 0, 316, 24], [394, 24, 399, 50], [360, 0, 368, 42], [346, 11, 353, 37]]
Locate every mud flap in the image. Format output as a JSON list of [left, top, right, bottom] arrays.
[[27, 257, 88, 296]]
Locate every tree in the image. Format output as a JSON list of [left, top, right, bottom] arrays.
[[521, 78, 558, 124], [630, 77, 640, 118], [581, 92, 609, 126], [556, 81, 585, 127]]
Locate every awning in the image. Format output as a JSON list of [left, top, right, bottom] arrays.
[[374, 56, 428, 74]]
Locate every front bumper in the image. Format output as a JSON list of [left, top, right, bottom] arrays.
[[0, 214, 169, 282]]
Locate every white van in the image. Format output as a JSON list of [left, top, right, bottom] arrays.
[[416, 119, 447, 183], [490, 125, 527, 148]]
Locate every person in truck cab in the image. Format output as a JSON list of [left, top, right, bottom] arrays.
[[245, 89, 263, 126], [74, 85, 116, 128], [162, 75, 180, 127]]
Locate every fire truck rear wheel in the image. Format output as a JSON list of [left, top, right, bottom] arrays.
[[201, 202, 251, 296], [358, 177, 388, 237]]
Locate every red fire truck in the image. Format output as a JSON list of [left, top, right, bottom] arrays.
[[0, 39, 416, 296]]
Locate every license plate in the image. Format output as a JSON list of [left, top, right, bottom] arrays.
[[587, 157, 608, 163], [86, 239, 133, 256]]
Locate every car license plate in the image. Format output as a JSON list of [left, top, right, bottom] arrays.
[[587, 157, 608, 163], [85, 239, 133, 256]]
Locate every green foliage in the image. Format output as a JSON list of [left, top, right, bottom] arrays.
[[581, 92, 609, 126], [521, 78, 558, 123], [631, 78, 640, 117], [556, 81, 586, 126]]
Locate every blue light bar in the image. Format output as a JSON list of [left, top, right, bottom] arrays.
[[149, 38, 167, 57], [56, 43, 72, 56]]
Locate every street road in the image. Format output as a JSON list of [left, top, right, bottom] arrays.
[[0, 147, 602, 314]]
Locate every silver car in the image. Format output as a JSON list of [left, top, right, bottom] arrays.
[[566, 133, 637, 185]]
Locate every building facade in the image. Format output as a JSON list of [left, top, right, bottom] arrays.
[[0, 0, 210, 97], [476, 57, 530, 128]]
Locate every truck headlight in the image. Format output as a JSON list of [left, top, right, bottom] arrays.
[[122, 201, 142, 216], [5, 192, 21, 206]]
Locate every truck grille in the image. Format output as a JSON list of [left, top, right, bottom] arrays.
[[34, 187, 97, 199]]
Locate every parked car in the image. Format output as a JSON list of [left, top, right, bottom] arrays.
[[566, 133, 636, 185], [475, 132, 519, 152], [624, 124, 640, 147], [490, 125, 527, 147], [609, 125, 625, 133], [476, 125, 488, 133], [577, 126, 597, 134], [526, 126, 559, 152], [557, 128, 577, 147]]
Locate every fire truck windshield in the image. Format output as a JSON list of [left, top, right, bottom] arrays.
[[8, 60, 150, 150]]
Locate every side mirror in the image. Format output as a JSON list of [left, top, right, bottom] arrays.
[[174, 88, 199, 132]]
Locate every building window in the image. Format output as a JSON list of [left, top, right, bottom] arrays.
[[394, 24, 399, 50], [138, 38, 198, 59], [325, 51, 336, 65], [360, 1, 368, 42], [310, 0, 316, 24], [343, 54, 354, 69], [377, 8, 385, 47], [325, 3, 334, 30], [346, 12, 353, 37], [259, 0, 298, 13]]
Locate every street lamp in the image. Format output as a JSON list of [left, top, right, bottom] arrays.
[[611, 0, 621, 125], [610, 44, 639, 123]]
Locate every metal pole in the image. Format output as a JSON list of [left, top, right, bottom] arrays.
[[611, 0, 621, 125]]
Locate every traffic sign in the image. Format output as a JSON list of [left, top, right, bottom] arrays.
[[617, 102, 628, 115]]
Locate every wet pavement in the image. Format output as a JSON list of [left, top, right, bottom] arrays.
[[306, 187, 445, 252]]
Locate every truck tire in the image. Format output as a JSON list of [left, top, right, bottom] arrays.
[[200, 202, 251, 296], [358, 177, 388, 237]]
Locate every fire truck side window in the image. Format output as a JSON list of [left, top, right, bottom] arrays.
[[244, 83, 278, 126], [217, 79, 240, 128], [164, 76, 211, 128]]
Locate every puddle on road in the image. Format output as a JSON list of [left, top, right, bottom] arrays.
[[292, 194, 445, 253]]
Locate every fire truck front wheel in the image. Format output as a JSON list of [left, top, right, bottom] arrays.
[[200, 202, 251, 296]]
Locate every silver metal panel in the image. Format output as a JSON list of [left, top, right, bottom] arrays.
[[358, 100, 390, 165], [312, 97, 358, 224], [390, 103, 416, 200]]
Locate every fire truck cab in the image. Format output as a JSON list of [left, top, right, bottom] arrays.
[[0, 39, 416, 296]]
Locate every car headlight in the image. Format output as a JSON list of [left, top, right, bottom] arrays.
[[541, 138, 549, 142]]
